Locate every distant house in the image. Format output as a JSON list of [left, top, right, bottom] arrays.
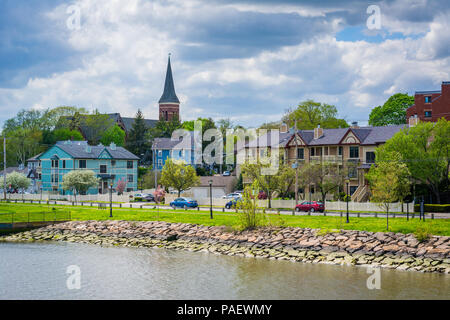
[[406, 81, 450, 122], [152, 133, 197, 170], [34, 140, 139, 195]]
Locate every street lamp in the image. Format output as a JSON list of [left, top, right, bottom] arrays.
[[345, 177, 350, 223], [109, 182, 113, 218], [209, 179, 213, 219]]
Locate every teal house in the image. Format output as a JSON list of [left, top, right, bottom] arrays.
[[36, 141, 139, 195]]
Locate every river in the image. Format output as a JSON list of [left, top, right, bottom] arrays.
[[0, 242, 448, 300]]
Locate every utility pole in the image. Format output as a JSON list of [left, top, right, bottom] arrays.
[[3, 136, 6, 200], [153, 143, 157, 189], [294, 121, 299, 206]]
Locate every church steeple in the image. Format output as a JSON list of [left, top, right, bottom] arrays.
[[159, 54, 180, 121], [159, 54, 180, 104]]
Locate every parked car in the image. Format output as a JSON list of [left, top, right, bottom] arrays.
[[222, 171, 231, 176], [295, 201, 325, 213], [170, 197, 198, 209], [225, 197, 242, 209], [132, 193, 155, 202], [222, 192, 241, 199]]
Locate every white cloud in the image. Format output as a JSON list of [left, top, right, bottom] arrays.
[[1, 0, 450, 128]]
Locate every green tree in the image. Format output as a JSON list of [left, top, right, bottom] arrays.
[[61, 170, 99, 201], [160, 159, 199, 197], [43, 128, 84, 145], [6, 172, 31, 192], [126, 109, 150, 158], [377, 118, 449, 203], [368, 93, 414, 126], [304, 162, 344, 203], [283, 100, 349, 129], [241, 159, 291, 208], [81, 110, 114, 145], [366, 153, 411, 230], [150, 116, 182, 139], [100, 125, 125, 147]]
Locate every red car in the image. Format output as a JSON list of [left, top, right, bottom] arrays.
[[295, 201, 325, 213]]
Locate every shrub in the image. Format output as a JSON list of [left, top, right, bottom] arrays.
[[236, 186, 266, 230], [414, 225, 432, 242], [414, 204, 450, 213]]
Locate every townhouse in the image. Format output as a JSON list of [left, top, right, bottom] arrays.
[[31, 140, 139, 195], [237, 123, 407, 202]]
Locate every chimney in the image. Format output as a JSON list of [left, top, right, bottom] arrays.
[[85, 146, 92, 153], [409, 115, 419, 127], [314, 125, 323, 140], [110, 142, 117, 150], [442, 81, 450, 96], [351, 121, 359, 129], [280, 123, 288, 134]]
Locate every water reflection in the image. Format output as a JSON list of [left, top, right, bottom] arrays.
[[0, 242, 448, 300]]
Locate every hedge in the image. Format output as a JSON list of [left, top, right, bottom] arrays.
[[414, 204, 450, 213]]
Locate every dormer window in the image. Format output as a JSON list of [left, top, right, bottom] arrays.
[[425, 96, 432, 103]]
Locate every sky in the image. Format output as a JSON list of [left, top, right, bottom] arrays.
[[1, 0, 449, 128]]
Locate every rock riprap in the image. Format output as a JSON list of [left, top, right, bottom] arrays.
[[2, 220, 449, 273]]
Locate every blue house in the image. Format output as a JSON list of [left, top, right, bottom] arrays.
[[36, 141, 139, 195], [153, 134, 197, 170]]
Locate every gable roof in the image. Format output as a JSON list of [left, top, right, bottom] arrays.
[[38, 141, 139, 160], [153, 133, 195, 150], [242, 125, 406, 149]]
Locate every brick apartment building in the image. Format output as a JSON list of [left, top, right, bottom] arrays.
[[406, 81, 450, 122]]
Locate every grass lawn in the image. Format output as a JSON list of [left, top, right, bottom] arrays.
[[0, 203, 448, 236]]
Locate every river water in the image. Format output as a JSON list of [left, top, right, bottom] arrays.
[[0, 242, 448, 300]]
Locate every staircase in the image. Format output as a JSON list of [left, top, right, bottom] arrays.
[[351, 185, 370, 202]]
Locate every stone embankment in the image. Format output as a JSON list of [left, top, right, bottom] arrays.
[[2, 220, 449, 273]]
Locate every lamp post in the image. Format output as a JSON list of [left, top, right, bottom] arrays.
[[109, 182, 113, 218], [209, 179, 213, 219], [345, 177, 350, 223]]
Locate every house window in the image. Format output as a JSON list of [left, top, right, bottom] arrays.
[[127, 161, 133, 169], [127, 174, 133, 183], [51, 159, 59, 168], [111, 160, 116, 166], [366, 152, 376, 164], [350, 186, 358, 195], [100, 165, 107, 174], [62, 160, 66, 169], [338, 146, 343, 156], [79, 160, 86, 168], [310, 148, 315, 157], [158, 150, 162, 157], [348, 167, 357, 178], [425, 96, 432, 103], [297, 148, 304, 160], [424, 111, 432, 118], [349, 146, 359, 159], [51, 174, 59, 183]]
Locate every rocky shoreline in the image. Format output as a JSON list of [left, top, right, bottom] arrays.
[[1, 220, 449, 273]]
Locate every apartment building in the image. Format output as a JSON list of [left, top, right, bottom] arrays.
[[237, 123, 406, 202], [406, 81, 450, 122]]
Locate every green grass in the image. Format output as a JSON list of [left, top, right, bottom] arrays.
[[0, 203, 448, 236]]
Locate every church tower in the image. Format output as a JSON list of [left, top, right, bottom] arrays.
[[159, 54, 180, 121]]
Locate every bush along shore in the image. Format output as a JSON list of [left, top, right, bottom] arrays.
[[1, 220, 449, 274]]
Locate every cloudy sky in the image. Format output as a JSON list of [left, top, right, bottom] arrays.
[[1, 0, 449, 128]]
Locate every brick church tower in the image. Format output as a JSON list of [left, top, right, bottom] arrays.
[[159, 55, 180, 121]]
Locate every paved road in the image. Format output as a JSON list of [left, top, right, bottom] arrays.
[[3, 199, 448, 219]]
